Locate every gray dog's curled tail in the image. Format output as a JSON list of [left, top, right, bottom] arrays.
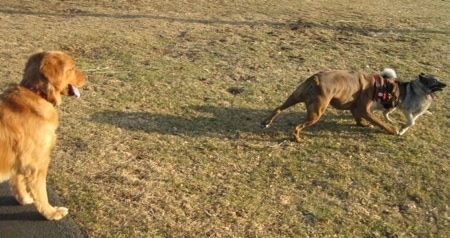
[[381, 68, 397, 78]]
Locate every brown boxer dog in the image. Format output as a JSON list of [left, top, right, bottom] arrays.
[[261, 69, 399, 142]]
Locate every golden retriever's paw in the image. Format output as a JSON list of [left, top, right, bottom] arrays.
[[43, 207, 69, 220], [16, 194, 34, 205]]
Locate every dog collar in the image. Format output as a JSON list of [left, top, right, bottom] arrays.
[[26, 86, 47, 99], [24, 86, 58, 106], [373, 75, 389, 101], [373, 75, 400, 108]]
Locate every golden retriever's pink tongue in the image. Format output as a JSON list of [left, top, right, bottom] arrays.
[[69, 85, 81, 98]]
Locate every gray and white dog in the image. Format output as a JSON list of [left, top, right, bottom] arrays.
[[373, 69, 446, 135]]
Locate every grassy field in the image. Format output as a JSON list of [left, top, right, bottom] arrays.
[[1, 0, 449, 237]]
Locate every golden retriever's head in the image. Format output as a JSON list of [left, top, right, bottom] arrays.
[[20, 51, 87, 106]]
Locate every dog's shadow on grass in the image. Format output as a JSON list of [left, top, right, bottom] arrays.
[[90, 105, 375, 140]]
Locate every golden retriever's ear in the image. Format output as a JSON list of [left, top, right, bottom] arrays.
[[39, 54, 66, 105], [40, 55, 64, 87], [44, 82, 61, 106]]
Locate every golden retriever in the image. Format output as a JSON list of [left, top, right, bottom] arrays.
[[0, 51, 87, 220]]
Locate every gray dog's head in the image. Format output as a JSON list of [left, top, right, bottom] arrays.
[[418, 73, 446, 93]]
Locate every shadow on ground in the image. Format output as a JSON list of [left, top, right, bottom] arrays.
[[0, 182, 86, 237], [90, 105, 377, 139], [0, 8, 448, 35]]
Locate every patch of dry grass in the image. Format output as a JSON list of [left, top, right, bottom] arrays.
[[0, 0, 449, 237]]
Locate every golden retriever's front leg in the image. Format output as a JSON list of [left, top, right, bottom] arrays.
[[10, 173, 34, 205], [27, 168, 68, 220]]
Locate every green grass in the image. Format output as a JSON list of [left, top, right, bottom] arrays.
[[0, 0, 449, 237]]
